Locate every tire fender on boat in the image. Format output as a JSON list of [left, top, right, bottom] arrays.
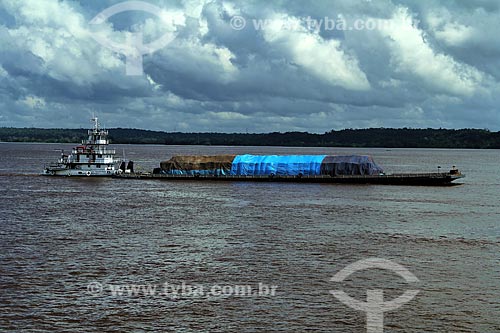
[[86, 171, 91, 176]]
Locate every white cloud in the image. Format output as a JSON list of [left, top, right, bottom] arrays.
[[159, 38, 239, 84], [379, 7, 484, 97], [207, 111, 250, 120], [165, 91, 186, 107], [425, 8, 475, 47], [2, 0, 125, 86], [261, 13, 371, 91], [434, 22, 474, 47], [21, 95, 46, 109]]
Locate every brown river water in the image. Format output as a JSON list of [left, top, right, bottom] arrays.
[[0, 143, 499, 332]]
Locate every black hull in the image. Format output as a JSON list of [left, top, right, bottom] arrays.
[[113, 172, 464, 186]]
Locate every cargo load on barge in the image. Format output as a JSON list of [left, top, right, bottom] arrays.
[[157, 154, 384, 177]]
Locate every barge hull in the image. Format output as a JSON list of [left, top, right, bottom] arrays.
[[113, 172, 464, 186]]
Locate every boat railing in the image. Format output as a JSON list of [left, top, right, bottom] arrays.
[[87, 129, 108, 135], [72, 149, 116, 154], [93, 149, 116, 154], [150, 171, 460, 179]]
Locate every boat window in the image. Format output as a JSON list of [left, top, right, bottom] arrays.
[[97, 164, 101, 168]]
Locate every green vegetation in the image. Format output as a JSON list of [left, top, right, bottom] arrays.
[[1, 127, 500, 148]]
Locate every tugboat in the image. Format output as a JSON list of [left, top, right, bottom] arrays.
[[42, 116, 131, 176]]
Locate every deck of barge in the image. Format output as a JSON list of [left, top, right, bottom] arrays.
[[114, 172, 464, 186]]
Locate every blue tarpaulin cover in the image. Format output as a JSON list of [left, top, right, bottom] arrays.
[[230, 154, 327, 176]]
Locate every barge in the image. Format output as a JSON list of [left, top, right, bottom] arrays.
[[113, 171, 464, 185], [113, 154, 464, 186]]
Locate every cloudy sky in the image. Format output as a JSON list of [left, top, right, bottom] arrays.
[[1, 0, 500, 132]]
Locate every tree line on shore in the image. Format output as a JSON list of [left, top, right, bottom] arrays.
[[1, 127, 500, 148]]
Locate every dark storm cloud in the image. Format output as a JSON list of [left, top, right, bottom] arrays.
[[0, 0, 499, 131]]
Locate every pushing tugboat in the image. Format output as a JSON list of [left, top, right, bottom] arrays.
[[42, 116, 133, 177]]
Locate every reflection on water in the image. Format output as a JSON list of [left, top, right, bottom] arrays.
[[0, 143, 499, 332]]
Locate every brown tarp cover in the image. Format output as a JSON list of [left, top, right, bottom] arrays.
[[319, 155, 384, 176], [160, 155, 236, 174]]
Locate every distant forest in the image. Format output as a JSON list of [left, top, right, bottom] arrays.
[[1, 127, 500, 148]]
